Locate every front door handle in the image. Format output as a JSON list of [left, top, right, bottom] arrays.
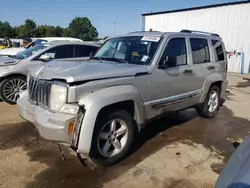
[[183, 69, 193, 74], [207, 65, 215, 70]]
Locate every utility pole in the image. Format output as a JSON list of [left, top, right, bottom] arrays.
[[113, 21, 116, 36]]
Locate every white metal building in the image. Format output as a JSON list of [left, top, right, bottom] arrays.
[[142, 1, 250, 74]]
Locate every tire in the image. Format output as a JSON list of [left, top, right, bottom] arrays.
[[196, 85, 221, 118], [0, 76, 27, 105], [88, 110, 136, 167]]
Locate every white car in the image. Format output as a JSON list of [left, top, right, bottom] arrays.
[[0, 37, 83, 56]]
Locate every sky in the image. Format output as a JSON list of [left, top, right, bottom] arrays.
[[1, 0, 242, 37]]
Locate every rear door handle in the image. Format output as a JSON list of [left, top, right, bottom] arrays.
[[207, 65, 215, 70], [183, 69, 193, 74]]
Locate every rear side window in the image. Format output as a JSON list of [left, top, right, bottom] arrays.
[[75, 45, 99, 57], [190, 38, 210, 64], [45, 45, 74, 59], [211, 40, 225, 61]]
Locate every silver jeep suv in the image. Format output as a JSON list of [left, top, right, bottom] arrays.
[[17, 30, 228, 167]]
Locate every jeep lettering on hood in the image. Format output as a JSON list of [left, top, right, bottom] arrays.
[[28, 60, 149, 83]]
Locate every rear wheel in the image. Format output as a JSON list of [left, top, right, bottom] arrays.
[[197, 86, 220, 118], [88, 110, 136, 167], [0, 76, 27, 104]]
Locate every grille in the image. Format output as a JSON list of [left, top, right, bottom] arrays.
[[28, 76, 52, 107]]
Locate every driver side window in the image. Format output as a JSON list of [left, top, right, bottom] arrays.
[[160, 38, 187, 68]]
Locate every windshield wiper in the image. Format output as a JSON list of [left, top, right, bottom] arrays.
[[91, 56, 102, 60], [91, 57, 128, 64], [112, 58, 128, 64], [100, 57, 128, 64]]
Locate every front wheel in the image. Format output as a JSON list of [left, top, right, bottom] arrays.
[[88, 110, 136, 167], [0, 76, 27, 104], [197, 86, 221, 118]]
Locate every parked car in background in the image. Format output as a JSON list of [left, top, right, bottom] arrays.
[[0, 43, 5, 49], [17, 30, 228, 167], [22, 38, 33, 48], [0, 41, 100, 104], [0, 37, 83, 57]]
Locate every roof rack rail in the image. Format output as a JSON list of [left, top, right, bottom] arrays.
[[180, 29, 220, 37]]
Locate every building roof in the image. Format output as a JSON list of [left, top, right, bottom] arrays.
[[142, 0, 250, 16]]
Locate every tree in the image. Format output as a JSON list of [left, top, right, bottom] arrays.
[[45, 26, 56, 37], [24, 19, 36, 37], [16, 25, 27, 38], [34, 25, 47, 37], [62, 28, 70, 37], [0, 21, 14, 38], [54, 26, 64, 37], [15, 19, 36, 38], [68, 17, 98, 41]]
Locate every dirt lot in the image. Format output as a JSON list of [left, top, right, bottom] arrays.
[[1, 73, 250, 188]]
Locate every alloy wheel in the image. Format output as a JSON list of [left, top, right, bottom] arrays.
[[208, 90, 219, 113], [3, 78, 27, 103], [97, 119, 128, 158]]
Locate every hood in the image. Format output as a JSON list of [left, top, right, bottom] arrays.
[[29, 60, 149, 83], [0, 56, 19, 66], [0, 47, 25, 56]]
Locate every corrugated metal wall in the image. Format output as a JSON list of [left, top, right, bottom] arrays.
[[143, 3, 250, 73]]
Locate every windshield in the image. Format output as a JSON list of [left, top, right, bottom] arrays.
[[15, 44, 48, 59], [94, 36, 162, 65], [26, 39, 48, 49]]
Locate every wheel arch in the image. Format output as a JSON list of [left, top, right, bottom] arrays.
[[199, 73, 223, 103], [76, 85, 146, 154], [0, 73, 27, 83]]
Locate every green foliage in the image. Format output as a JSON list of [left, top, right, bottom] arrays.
[[24, 19, 36, 37], [0, 17, 99, 40], [62, 28, 70, 37], [54, 26, 64, 37], [0, 21, 14, 38], [15, 25, 27, 38], [68, 17, 98, 41]]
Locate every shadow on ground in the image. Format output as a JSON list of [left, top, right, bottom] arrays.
[[235, 80, 250, 88], [225, 90, 235, 101], [1, 106, 250, 188]]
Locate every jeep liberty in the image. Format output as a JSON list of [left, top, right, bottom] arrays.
[[17, 30, 228, 167]]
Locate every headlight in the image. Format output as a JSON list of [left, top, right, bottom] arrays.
[[49, 83, 67, 111], [60, 104, 79, 115]]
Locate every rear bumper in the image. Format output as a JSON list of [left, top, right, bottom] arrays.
[[17, 94, 76, 144]]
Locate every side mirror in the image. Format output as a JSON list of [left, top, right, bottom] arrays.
[[90, 52, 93, 58], [39, 54, 51, 62], [159, 56, 168, 69]]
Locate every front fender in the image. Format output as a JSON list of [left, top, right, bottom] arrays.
[[77, 85, 146, 154]]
